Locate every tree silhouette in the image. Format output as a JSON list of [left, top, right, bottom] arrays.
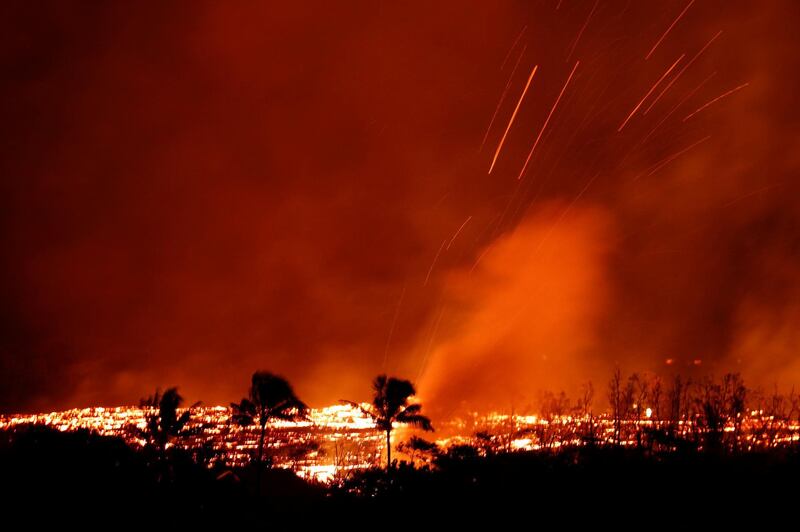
[[629, 373, 648, 448], [231, 371, 308, 491], [650, 376, 663, 421], [577, 381, 598, 446], [397, 435, 439, 466], [667, 374, 690, 438], [607, 368, 623, 445], [344, 375, 433, 470], [139, 387, 197, 458]]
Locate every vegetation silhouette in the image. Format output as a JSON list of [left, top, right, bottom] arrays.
[[231, 371, 308, 493], [0, 424, 239, 525], [139, 387, 197, 457], [397, 435, 439, 467], [343, 374, 433, 469], [3, 369, 800, 523]]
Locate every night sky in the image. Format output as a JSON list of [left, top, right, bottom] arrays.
[[1, 1, 799, 415]]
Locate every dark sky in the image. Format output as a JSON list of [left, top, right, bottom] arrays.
[[1, 1, 799, 414]]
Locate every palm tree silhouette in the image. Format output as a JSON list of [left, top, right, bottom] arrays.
[[139, 387, 197, 458], [344, 375, 433, 470], [231, 371, 308, 490]]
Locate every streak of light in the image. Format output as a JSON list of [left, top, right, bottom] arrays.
[[521, 60, 625, 214], [683, 83, 750, 122], [566, 0, 599, 62], [500, 25, 528, 70], [721, 183, 784, 208], [447, 216, 473, 250], [534, 172, 600, 254], [489, 171, 525, 240], [471, 210, 503, 250], [640, 71, 717, 145], [490, 67, 598, 249], [633, 135, 711, 181], [518, 60, 580, 180], [489, 65, 539, 174], [423, 239, 448, 287], [432, 191, 451, 210], [381, 283, 406, 371], [499, 72, 588, 231], [469, 240, 496, 275], [618, 54, 685, 132], [645, 0, 695, 60], [512, 84, 612, 225], [644, 30, 722, 115], [416, 306, 446, 383], [480, 45, 527, 150]]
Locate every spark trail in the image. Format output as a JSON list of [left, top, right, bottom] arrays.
[[722, 183, 784, 208], [469, 243, 494, 275], [447, 216, 473, 250], [646, 0, 695, 60], [481, 45, 527, 150], [381, 284, 406, 371], [566, 0, 599, 62], [416, 306, 446, 382], [683, 83, 750, 122], [644, 30, 723, 115], [534, 171, 601, 255], [640, 71, 717, 145], [424, 239, 448, 287], [618, 54, 685, 132], [500, 25, 527, 70], [489, 65, 539, 174], [634, 135, 712, 181], [518, 60, 580, 180]]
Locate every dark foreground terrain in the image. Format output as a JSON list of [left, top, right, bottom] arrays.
[[1, 424, 798, 527]]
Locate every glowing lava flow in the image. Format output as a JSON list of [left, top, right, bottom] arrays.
[[0, 404, 382, 483], [3, 403, 799, 483]]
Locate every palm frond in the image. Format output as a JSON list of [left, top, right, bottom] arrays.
[[340, 399, 375, 420], [396, 412, 434, 432], [231, 398, 256, 426], [176, 410, 192, 432], [400, 403, 423, 416]]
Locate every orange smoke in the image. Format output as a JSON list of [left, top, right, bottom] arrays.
[[730, 240, 800, 389], [418, 202, 614, 417]]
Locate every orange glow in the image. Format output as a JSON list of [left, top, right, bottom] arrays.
[[517, 60, 580, 180], [488, 65, 538, 174], [418, 204, 613, 415], [645, 0, 696, 60], [618, 54, 685, 132], [1, 1, 798, 418], [4, 402, 798, 482]]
